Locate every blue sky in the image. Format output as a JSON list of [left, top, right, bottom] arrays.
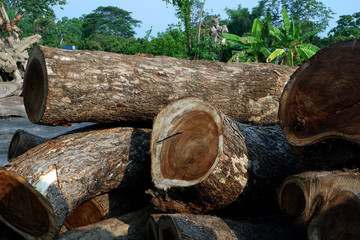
[[52, 0, 360, 38]]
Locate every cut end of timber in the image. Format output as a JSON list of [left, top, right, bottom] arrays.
[[23, 45, 47, 124], [7, 130, 21, 160], [0, 170, 56, 239], [64, 199, 103, 229], [279, 38, 360, 146], [151, 97, 223, 189], [315, 192, 360, 240], [278, 181, 306, 219]]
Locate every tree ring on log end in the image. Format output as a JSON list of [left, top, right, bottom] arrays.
[[7, 130, 21, 161], [0, 170, 55, 239], [151, 97, 222, 189], [64, 198, 103, 229], [24, 46, 48, 123], [279, 181, 306, 218], [317, 192, 360, 240], [279, 39, 360, 146]]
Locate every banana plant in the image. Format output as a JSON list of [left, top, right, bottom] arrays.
[[266, 8, 320, 66], [222, 18, 270, 62]]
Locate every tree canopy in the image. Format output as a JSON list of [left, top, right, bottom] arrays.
[[82, 6, 141, 38]]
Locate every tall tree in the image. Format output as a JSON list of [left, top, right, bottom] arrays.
[[82, 6, 141, 38], [328, 12, 360, 38], [223, 5, 254, 36], [163, 0, 194, 55], [255, 0, 334, 33]]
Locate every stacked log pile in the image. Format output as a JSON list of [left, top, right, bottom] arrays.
[[0, 38, 359, 240]]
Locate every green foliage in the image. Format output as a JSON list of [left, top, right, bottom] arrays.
[[82, 6, 141, 38], [267, 8, 320, 65], [223, 5, 254, 37], [255, 0, 334, 33], [163, 0, 194, 55], [222, 18, 270, 62]]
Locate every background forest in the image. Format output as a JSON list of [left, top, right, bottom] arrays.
[[3, 0, 360, 66]]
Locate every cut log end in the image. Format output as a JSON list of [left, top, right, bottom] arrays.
[[279, 182, 306, 219], [0, 170, 56, 239], [151, 98, 222, 188], [23, 46, 47, 124], [316, 192, 360, 240], [64, 199, 103, 229], [279, 39, 360, 146]]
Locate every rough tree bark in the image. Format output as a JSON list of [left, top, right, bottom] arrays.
[[279, 38, 360, 147], [148, 97, 302, 214], [57, 206, 154, 240], [156, 213, 306, 240], [278, 170, 360, 240], [0, 126, 150, 240], [23, 45, 297, 126]]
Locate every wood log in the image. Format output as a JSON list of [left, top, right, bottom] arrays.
[[8, 130, 47, 160], [63, 187, 148, 230], [146, 214, 163, 240], [0, 126, 151, 240], [278, 170, 360, 240], [148, 97, 302, 214], [23, 45, 297, 126], [279, 38, 360, 146], [57, 206, 154, 240], [157, 213, 306, 240]]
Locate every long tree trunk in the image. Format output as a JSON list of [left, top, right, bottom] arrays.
[[0, 126, 150, 240], [57, 206, 154, 240], [148, 97, 302, 214], [157, 213, 306, 240], [279, 38, 360, 147], [23, 45, 297, 126], [278, 170, 360, 240]]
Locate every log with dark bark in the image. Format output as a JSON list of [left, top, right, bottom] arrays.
[[0, 126, 150, 240], [148, 97, 302, 214], [23, 45, 297, 126], [63, 187, 148, 230], [8, 129, 47, 160], [57, 206, 154, 240], [279, 38, 360, 147], [146, 214, 163, 240], [278, 170, 360, 240], [156, 213, 306, 240]]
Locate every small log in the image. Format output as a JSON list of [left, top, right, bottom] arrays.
[[146, 214, 163, 240], [23, 45, 297, 126], [157, 213, 306, 240], [8, 130, 47, 160], [278, 170, 360, 240], [63, 188, 148, 230], [0, 126, 151, 239], [148, 97, 301, 214], [279, 38, 360, 146], [57, 206, 154, 240]]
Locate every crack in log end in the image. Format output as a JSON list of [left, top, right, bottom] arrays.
[[0, 170, 51, 237], [156, 132, 183, 144]]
